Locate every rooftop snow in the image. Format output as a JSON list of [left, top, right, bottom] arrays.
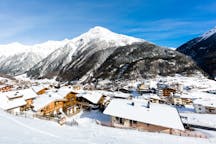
[[77, 91, 103, 104], [19, 89, 38, 100], [0, 93, 26, 110], [104, 99, 184, 131], [2, 91, 23, 99], [32, 85, 49, 93], [193, 98, 216, 108], [33, 92, 65, 111]]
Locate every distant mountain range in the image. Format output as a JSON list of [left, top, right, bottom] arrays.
[[0, 40, 70, 75], [177, 27, 216, 79], [0, 26, 206, 82]]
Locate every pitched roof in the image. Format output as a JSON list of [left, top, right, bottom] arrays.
[[193, 98, 216, 108], [19, 88, 38, 100], [104, 99, 184, 131], [77, 91, 103, 104], [33, 92, 65, 111], [0, 93, 26, 110]]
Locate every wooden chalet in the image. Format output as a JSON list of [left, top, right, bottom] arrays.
[[76, 92, 104, 110], [0, 85, 13, 92], [19, 89, 38, 111], [170, 94, 193, 106], [57, 88, 81, 116], [33, 87, 81, 116], [33, 92, 66, 116], [32, 86, 49, 95], [163, 88, 176, 97]]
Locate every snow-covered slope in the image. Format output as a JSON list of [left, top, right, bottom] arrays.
[[27, 26, 144, 78], [0, 110, 215, 144], [200, 26, 216, 40], [0, 39, 70, 75]]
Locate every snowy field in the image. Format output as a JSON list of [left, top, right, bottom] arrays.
[[0, 110, 216, 144]]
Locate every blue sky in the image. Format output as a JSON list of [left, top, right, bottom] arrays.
[[0, 0, 216, 47]]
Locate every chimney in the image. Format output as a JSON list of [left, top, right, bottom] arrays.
[[147, 101, 150, 108]]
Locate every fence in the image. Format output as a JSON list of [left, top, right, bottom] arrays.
[[7, 110, 79, 126]]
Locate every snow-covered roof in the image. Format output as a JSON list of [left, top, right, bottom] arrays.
[[141, 94, 161, 100], [19, 89, 38, 100], [77, 91, 103, 104], [33, 92, 65, 111], [32, 85, 48, 93], [2, 91, 22, 99], [0, 93, 26, 110], [104, 99, 184, 131], [0, 85, 7, 89], [193, 98, 216, 108], [173, 93, 195, 99], [102, 91, 130, 99], [56, 87, 79, 97]]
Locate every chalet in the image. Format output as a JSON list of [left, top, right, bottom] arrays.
[[19, 89, 38, 111], [163, 88, 176, 97], [76, 91, 104, 110], [137, 83, 150, 91], [193, 98, 216, 114], [104, 99, 185, 133], [33, 92, 66, 116], [0, 85, 13, 92], [73, 85, 82, 90], [32, 86, 49, 95], [33, 87, 82, 116], [108, 91, 131, 99], [0, 91, 26, 113], [141, 94, 163, 104], [57, 88, 81, 116], [170, 93, 193, 106]]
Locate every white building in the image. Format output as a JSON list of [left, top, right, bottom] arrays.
[[193, 98, 216, 114]]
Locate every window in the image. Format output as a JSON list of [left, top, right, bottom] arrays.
[[130, 120, 133, 126], [119, 118, 123, 124]]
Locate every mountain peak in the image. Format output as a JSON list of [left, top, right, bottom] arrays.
[[201, 26, 216, 40], [88, 26, 112, 34]]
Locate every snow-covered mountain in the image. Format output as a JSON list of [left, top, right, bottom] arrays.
[[57, 41, 202, 82], [177, 26, 216, 78], [0, 39, 70, 75], [27, 26, 144, 78]]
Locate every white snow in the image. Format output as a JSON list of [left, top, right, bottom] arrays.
[[30, 26, 145, 78], [104, 99, 185, 131], [77, 91, 103, 104], [193, 98, 216, 108], [0, 39, 70, 57], [19, 88, 38, 100], [0, 109, 215, 144], [201, 26, 216, 40], [33, 91, 64, 111], [180, 113, 216, 128], [0, 93, 26, 110]]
